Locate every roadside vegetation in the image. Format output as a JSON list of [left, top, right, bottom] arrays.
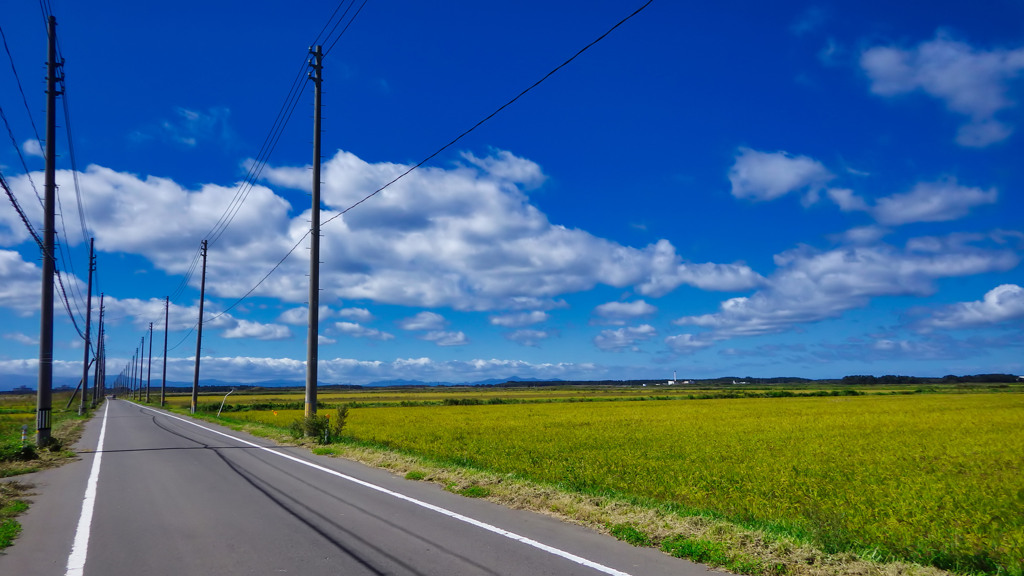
[[161, 382, 1023, 576], [0, 391, 94, 550]]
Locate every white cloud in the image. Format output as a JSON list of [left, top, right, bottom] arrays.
[[22, 139, 43, 158], [0, 355, 628, 387], [222, 319, 292, 340], [3, 332, 37, 345], [505, 329, 552, 347], [665, 333, 713, 354], [6, 150, 763, 320], [421, 330, 468, 346], [872, 179, 997, 225], [675, 241, 1019, 339], [489, 310, 548, 327], [398, 311, 447, 331], [861, 33, 1024, 147], [334, 321, 394, 341], [728, 147, 834, 203], [830, 225, 889, 245], [921, 284, 1024, 329], [0, 250, 41, 315], [592, 300, 656, 325], [828, 179, 997, 226], [461, 150, 546, 189], [277, 306, 334, 326], [593, 324, 656, 352], [337, 307, 373, 322], [262, 150, 762, 309]]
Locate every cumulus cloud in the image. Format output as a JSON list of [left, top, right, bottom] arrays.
[[505, 329, 552, 347], [675, 240, 1019, 339], [665, 333, 713, 354], [222, 319, 292, 340], [861, 33, 1024, 147], [262, 149, 762, 309], [421, 330, 468, 346], [277, 306, 334, 326], [337, 307, 373, 322], [592, 300, 656, 325], [22, 139, 43, 158], [398, 311, 447, 331], [728, 147, 834, 203], [921, 284, 1024, 330], [334, 321, 394, 341], [3, 332, 37, 345], [0, 250, 41, 315], [489, 310, 548, 328], [829, 179, 997, 225], [593, 324, 656, 352], [3, 150, 760, 318]]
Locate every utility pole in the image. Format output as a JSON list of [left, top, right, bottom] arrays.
[[138, 336, 144, 401], [161, 296, 168, 406], [131, 349, 138, 401], [305, 45, 323, 419], [36, 15, 61, 447], [146, 322, 153, 403], [92, 294, 104, 407], [79, 239, 95, 415], [191, 240, 208, 414]]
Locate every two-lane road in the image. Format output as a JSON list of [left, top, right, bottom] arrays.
[[2, 399, 714, 575]]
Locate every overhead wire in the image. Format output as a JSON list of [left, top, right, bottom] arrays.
[[204, 0, 366, 247], [1, 169, 42, 248], [321, 0, 654, 227], [186, 0, 654, 334], [0, 24, 44, 207]]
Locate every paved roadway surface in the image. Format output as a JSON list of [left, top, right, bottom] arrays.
[[1, 399, 716, 576]]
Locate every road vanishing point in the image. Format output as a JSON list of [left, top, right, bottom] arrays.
[[2, 399, 715, 576]]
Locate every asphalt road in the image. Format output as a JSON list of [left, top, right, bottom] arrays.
[[2, 399, 716, 576]]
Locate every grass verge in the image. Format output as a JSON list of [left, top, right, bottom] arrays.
[[0, 407, 94, 551]]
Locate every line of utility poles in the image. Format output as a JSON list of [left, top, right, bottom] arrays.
[[32, 35, 328, 430]]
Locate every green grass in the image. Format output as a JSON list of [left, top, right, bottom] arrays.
[[610, 523, 652, 547]]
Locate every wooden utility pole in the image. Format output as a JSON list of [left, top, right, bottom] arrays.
[[79, 239, 95, 415], [161, 296, 168, 406], [36, 15, 60, 447], [191, 240, 208, 414], [92, 293, 104, 407], [305, 45, 323, 419]]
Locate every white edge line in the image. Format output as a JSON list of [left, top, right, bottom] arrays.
[[65, 401, 110, 576], [136, 402, 633, 576]]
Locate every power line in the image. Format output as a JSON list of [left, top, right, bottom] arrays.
[[188, 1, 654, 331], [0, 104, 43, 210], [1, 169, 42, 248], [203, 0, 369, 248], [0, 24, 44, 207], [323, 0, 368, 56], [321, 0, 654, 228], [0, 23, 44, 147]]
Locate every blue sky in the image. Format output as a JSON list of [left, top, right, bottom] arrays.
[[1, 0, 1022, 388]]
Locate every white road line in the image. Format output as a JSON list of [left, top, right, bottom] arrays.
[[65, 402, 110, 576], [138, 403, 633, 576]]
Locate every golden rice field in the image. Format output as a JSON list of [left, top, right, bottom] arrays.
[[207, 391, 1023, 575]]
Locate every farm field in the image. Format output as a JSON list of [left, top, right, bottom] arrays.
[[190, 388, 1024, 576]]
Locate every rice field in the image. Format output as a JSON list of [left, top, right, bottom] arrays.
[[205, 390, 1023, 575]]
